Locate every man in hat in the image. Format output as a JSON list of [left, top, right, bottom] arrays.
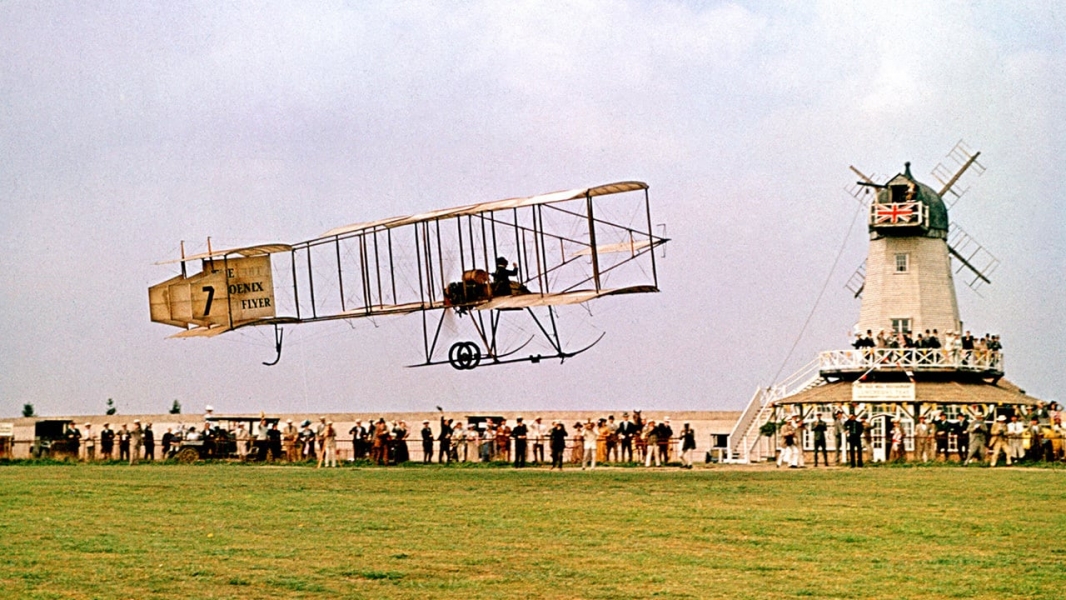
[[420, 420, 434, 464], [118, 424, 131, 462], [549, 421, 568, 470], [889, 418, 906, 462], [617, 412, 637, 462], [161, 427, 174, 459], [143, 423, 155, 462], [65, 422, 81, 460], [1026, 416, 1044, 461], [605, 415, 619, 463], [811, 413, 828, 467], [832, 411, 847, 465], [437, 417, 453, 463], [844, 413, 864, 468], [914, 415, 933, 463], [492, 256, 519, 296], [964, 412, 989, 465], [256, 417, 271, 461], [953, 413, 970, 462], [934, 413, 952, 461], [282, 419, 298, 462], [511, 417, 528, 468], [1007, 414, 1025, 461], [659, 418, 674, 465], [316, 417, 328, 457], [989, 415, 1011, 466]]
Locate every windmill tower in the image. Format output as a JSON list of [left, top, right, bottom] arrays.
[[846, 141, 998, 339], [722, 142, 1040, 465]]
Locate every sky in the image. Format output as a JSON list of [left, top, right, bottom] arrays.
[[2, 1, 1064, 418]]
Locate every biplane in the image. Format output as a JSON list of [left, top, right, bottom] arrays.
[[148, 181, 668, 369]]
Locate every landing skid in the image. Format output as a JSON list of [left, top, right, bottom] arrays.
[[409, 333, 604, 370], [412, 305, 605, 370]]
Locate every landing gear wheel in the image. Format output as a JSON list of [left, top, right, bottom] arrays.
[[448, 341, 482, 370], [175, 447, 199, 464]]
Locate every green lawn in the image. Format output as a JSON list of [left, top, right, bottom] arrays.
[[0, 463, 1064, 599]]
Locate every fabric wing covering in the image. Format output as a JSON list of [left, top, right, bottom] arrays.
[[477, 286, 657, 311], [319, 181, 648, 239]]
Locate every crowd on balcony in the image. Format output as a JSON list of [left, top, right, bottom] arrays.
[[852, 328, 1001, 353], [849, 328, 1002, 369]]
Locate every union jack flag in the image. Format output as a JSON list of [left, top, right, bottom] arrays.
[[873, 202, 918, 225]]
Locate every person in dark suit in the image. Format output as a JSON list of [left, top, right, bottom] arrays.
[[492, 257, 519, 296], [811, 413, 829, 467], [65, 423, 81, 459], [954, 414, 970, 462], [658, 419, 674, 465], [511, 417, 528, 468], [549, 422, 568, 470], [118, 424, 130, 462], [617, 412, 637, 462], [420, 420, 434, 464], [161, 428, 174, 459], [934, 413, 952, 461], [844, 414, 864, 468], [143, 423, 155, 461], [437, 417, 453, 464], [100, 423, 114, 460]]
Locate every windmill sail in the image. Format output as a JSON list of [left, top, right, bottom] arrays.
[[947, 223, 999, 290], [845, 260, 866, 298], [931, 140, 985, 208]]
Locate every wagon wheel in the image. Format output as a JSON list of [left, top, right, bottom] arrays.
[[448, 341, 482, 370], [175, 447, 199, 464]]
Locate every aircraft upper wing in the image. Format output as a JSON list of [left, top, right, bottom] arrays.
[[318, 181, 648, 239], [154, 243, 292, 265]]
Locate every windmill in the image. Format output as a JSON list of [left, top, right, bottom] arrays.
[[842, 141, 999, 337]]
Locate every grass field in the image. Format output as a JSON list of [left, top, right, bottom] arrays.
[[1, 463, 1064, 599]]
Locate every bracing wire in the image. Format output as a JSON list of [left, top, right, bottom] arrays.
[[770, 200, 865, 384]]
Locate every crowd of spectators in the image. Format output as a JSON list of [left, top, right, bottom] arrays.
[[776, 402, 1064, 468], [420, 412, 698, 470], [55, 411, 699, 469]]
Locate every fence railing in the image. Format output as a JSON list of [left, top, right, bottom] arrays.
[[819, 348, 1003, 373]]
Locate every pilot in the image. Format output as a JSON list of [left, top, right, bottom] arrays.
[[492, 256, 518, 297]]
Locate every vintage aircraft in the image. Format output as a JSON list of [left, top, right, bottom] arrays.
[[148, 181, 668, 369]]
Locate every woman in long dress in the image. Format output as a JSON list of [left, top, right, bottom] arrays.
[[570, 422, 584, 465]]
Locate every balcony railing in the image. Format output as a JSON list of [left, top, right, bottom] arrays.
[[819, 348, 1003, 375]]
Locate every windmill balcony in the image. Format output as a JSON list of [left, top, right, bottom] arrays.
[[819, 348, 1004, 380]]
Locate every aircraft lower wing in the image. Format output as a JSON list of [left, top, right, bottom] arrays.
[[477, 286, 658, 310]]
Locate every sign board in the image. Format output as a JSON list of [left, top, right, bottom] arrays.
[[0, 423, 13, 437], [852, 382, 915, 402], [150, 255, 276, 330]]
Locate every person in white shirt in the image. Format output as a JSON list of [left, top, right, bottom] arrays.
[[235, 423, 250, 461], [581, 422, 598, 470], [83, 423, 95, 462], [530, 417, 547, 464], [1006, 414, 1025, 460]]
